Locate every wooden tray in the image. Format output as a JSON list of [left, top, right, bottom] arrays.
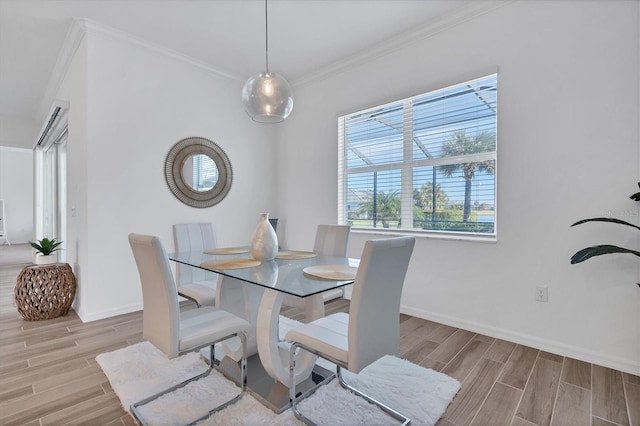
[[200, 258, 260, 270], [275, 250, 317, 260], [303, 265, 357, 280], [203, 247, 249, 255]]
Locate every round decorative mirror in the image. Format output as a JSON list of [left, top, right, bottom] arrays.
[[165, 137, 232, 208]]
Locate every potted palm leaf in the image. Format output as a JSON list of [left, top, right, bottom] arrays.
[[570, 183, 640, 287], [29, 237, 63, 265]]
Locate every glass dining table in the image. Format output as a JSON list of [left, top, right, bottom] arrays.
[[169, 248, 358, 413]]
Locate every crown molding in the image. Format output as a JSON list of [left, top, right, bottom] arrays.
[[80, 19, 243, 82], [36, 17, 243, 125], [36, 1, 511, 124], [292, 0, 512, 88], [36, 18, 86, 125]]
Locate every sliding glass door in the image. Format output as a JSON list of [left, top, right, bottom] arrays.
[[34, 127, 67, 262]]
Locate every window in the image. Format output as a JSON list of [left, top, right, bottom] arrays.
[[191, 154, 218, 192], [338, 74, 497, 237]]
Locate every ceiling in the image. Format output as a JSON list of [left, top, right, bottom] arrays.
[[0, 0, 474, 137]]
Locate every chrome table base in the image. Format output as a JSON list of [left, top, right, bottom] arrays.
[[215, 354, 333, 414]]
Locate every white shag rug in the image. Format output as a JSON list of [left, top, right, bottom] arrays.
[[96, 321, 460, 425]]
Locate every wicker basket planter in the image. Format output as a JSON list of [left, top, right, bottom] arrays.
[[14, 263, 76, 321]]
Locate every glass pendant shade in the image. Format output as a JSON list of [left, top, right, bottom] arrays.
[[242, 71, 294, 123]]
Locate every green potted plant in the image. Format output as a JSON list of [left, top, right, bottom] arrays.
[[29, 237, 63, 265], [570, 183, 640, 287]]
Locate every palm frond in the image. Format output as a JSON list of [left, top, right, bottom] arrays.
[[570, 245, 640, 264], [571, 217, 640, 232]]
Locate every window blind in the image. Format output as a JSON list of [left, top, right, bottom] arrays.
[[338, 74, 497, 236]]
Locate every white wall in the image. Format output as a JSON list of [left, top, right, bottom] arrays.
[[277, 1, 640, 374], [0, 115, 38, 149], [0, 114, 37, 243], [62, 34, 89, 318], [58, 26, 279, 321], [0, 146, 34, 243]]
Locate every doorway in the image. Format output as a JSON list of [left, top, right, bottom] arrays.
[[34, 116, 67, 263]]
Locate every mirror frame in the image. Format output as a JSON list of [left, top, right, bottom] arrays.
[[164, 137, 233, 208]]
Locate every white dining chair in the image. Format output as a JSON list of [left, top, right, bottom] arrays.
[[283, 224, 351, 308], [128, 233, 250, 425], [312, 224, 350, 257], [173, 222, 218, 307], [286, 236, 415, 425]]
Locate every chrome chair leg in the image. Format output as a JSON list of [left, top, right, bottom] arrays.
[[290, 342, 321, 426], [289, 342, 410, 426], [130, 331, 247, 426], [336, 365, 410, 425], [178, 291, 202, 308]]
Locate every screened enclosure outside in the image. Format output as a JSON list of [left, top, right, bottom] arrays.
[[338, 74, 497, 236]]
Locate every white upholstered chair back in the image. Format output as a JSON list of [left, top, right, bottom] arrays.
[[313, 224, 350, 257], [173, 223, 217, 286], [348, 236, 415, 372], [283, 224, 351, 308], [128, 233, 181, 358]]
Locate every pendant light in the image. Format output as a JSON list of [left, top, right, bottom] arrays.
[[241, 0, 294, 123]]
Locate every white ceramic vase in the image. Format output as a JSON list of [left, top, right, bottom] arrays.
[[250, 213, 278, 261], [34, 254, 57, 265]]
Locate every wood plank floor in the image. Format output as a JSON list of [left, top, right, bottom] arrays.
[[1, 249, 638, 425]]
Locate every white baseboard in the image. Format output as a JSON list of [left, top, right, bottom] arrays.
[[73, 298, 638, 374], [401, 305, 640, 376], [77, 302, 142, 323]]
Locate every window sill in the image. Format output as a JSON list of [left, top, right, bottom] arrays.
[[350, 228, 497, 243]]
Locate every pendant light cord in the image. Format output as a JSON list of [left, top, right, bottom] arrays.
[[264, 0, 269, 73]]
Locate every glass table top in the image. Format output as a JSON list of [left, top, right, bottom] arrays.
[[169, 249, 358, 298]]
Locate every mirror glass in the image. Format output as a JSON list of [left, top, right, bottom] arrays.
[[181, 154, 219, 192], [165, 137, 233, 208]]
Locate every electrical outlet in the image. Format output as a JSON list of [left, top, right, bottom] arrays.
[[535, 286, 548, 302]]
